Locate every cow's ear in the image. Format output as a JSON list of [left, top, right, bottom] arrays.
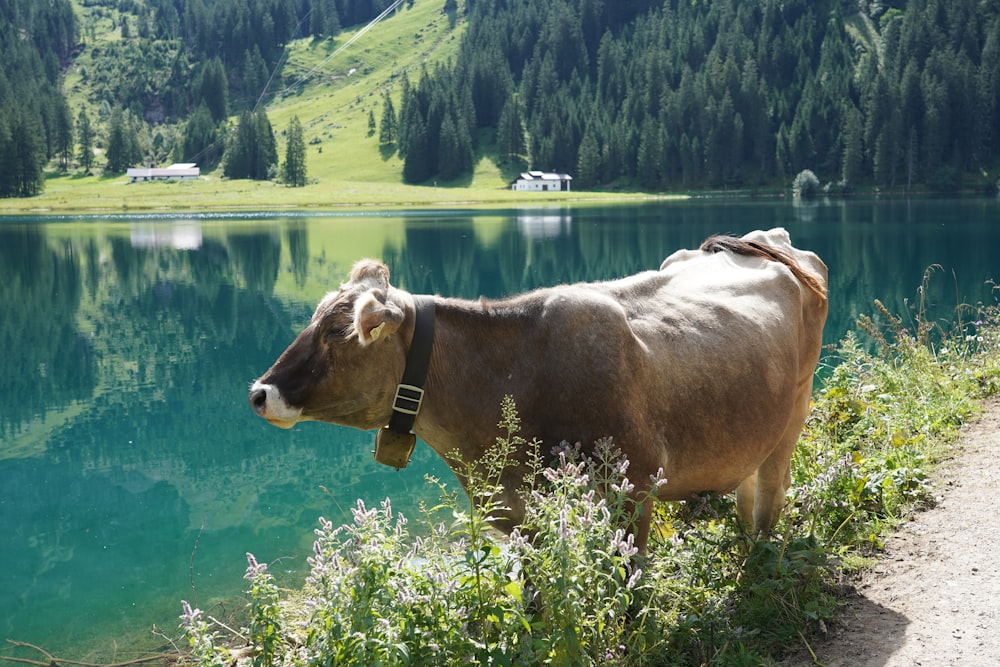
[[353, 290, 404, 346], [349, 260, 391, 290]]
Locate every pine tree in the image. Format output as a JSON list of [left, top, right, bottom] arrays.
[[282, 115, 307, 186], [53, 96, 74, 171], [310, 0, 340, 36], [178, 103, 221, 167], [636, 116, 662, 189], [199, 58, 229, 123], [396, 74, 413, 153], [310, 0, 328, 37], [402, 115, 431, 183], [379, 92, 396, 145], [438, 114, 461, 180], [224, 109, 278, 180], [0, 115, 12, 196], [254, 110, 278, 179], [242, 47, 270, 108], [497, 97, 525, 162], [105, 109, 134, 173], [841, 104, 863, 186], [76, 110, 94, 174], [436, 111, 473, 180], [576, 125, 600, 188], [223, 112, 252, 179], [8, 111, 46, 196]]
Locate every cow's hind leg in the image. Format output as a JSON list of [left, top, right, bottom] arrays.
[[735, 472, 757, 529], [752, 446, 794, 535], [751, 390, 811, 534]]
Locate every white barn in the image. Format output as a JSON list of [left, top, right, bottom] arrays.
[[511, 171, 572, 192], [127, 163, 200, 183]]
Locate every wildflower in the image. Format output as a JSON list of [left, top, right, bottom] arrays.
[[506, 527, 531, 552], [558, 505, 572, 540], [352, 499, 378, 525], [245, 552, 268, 580], [396, 587, 417, 606], [180, 600, 201, 625], [611, 476, 635, 495], [612, 529, 638, 559]]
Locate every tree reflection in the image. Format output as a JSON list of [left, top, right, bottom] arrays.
[[286, 220, 309, 289], [388, 207, 728, 300], [228, 230, 281, 295], [0, 227, 94, 440]]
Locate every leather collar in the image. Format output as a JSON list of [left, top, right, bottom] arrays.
[[374, 295, 435, 469]]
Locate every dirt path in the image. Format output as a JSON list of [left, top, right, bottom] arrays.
[[784, 397, 1000, 666]]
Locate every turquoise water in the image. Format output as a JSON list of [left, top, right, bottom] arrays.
[[1, 198, 998, 658]]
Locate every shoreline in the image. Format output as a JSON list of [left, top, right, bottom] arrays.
[[3, 174, 993, 217]]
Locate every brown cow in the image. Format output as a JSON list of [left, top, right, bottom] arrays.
[[249, 228, 828, 550]]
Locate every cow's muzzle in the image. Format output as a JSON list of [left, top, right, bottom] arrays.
[[249, 382, 302, 429]]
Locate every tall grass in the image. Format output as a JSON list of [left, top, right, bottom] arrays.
[[180, 280, 1000, 666]]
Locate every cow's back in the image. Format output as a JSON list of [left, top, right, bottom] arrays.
[[548, 227, 830, 498]]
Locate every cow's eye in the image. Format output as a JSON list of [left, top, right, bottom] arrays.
[[324, 323, 351, 342]]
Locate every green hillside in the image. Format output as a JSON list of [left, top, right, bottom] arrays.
[[0, 0, 647, 214], [6, 0, 999, 214]]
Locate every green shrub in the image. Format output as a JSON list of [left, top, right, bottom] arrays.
[[792, 169, 820, 198]]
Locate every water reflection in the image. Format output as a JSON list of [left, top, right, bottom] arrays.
[[130, 222, 203, 249], [1, 199, 998, 657], [516, 210, 572, 238], [0, 220, 444, 655], [0, 227, 95, 443]]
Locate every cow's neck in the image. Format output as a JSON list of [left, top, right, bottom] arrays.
[[412, 295, 533, 464]]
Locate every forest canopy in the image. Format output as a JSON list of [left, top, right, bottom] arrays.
[[0, 0, 398, 194], [1, 0, 999, 196], [398, 0, 1000, 190], [0, 0, 77, 196]]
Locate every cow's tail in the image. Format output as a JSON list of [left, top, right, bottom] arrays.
[[700, 234, 827, 302]]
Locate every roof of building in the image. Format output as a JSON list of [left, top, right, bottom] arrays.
[[516, 170, 572, 181]]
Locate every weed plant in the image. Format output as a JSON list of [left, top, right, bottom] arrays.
[[181, 279, 1000, 666]]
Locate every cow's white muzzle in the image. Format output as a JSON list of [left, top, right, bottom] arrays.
[[249, 382, 303, 429]]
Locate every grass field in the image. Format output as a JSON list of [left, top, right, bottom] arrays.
[[4, 163, 663, 215], [1, 0, 665, 216]]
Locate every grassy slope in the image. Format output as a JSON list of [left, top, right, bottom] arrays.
[[2, 0, 662, 215]]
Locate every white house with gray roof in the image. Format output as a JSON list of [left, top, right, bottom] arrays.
[[511, 170, 572, 192]]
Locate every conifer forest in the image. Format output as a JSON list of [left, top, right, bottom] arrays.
[[2, 0, 999, 196]]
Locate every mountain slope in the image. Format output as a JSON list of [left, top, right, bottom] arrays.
[[63, 0, 472, 186], [263, 0, 467, 185]]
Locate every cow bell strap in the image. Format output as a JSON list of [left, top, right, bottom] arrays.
[[374, 295, 435, 469]]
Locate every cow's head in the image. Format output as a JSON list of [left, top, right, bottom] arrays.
[[249, 260, 411, 430]]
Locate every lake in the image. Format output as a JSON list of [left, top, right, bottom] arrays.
[[2, 198, 999, 658]]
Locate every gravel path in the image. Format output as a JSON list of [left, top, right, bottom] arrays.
[[784, 397, 1000, 666]]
